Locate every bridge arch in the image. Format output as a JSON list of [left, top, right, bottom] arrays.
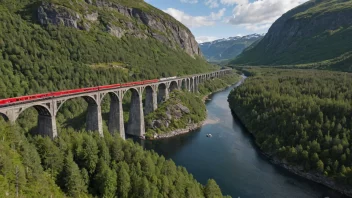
[[122, 87, 145, 137], [143, 85, 157, 116], [0, 112, 9, 122], [56, 94, 102, 136], [157, 83, 168, 104], [181, 79, 187, 90], [190, 78, 194, 92], [169, 81, 178, 92], [186, 78, 190, 91], [99, 92, 125, 138], [15, 104, 56, 138]]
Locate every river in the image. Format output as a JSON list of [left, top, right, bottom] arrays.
[[135, 77, 346, 198]]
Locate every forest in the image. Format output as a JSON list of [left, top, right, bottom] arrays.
[[0, 4, 216, 98], [0, 119, 230, 197], [228, 68, 352, 185]]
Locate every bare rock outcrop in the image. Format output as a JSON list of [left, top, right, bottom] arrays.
[[37, 1, 202, 57]]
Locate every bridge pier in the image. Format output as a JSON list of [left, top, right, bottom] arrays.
[[194, 77, 199, 93], [145, 86, 157, 115], [86, 102, 103, 136], [108, 94, 125, 139], [126, 89, 145, 137], [38, 114, 57, 138], [186, 79, 190, 91], [190, 78, 194, 93], [169, 81, 178, 92]]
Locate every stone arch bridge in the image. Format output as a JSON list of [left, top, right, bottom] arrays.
[[0, 69, 232, 139]]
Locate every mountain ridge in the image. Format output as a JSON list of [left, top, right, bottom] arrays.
[[199, 33, 264, 62], [230, 0, 352, 72], [0, 0, 214, 98]]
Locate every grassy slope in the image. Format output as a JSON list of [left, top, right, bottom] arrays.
[[230, 0, 352, 72]]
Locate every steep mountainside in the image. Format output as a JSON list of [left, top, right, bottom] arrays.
[[0, 0, 213, 98], [231, 0, 352, 72], [199, 34, 263, 62]]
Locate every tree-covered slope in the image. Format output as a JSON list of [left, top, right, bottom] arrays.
[[145, 73, 240, 139], [231, 0, 352, 72], [199, 34, 263, 62], [228, 68, 352, 194], [0, 120, 229, 197], [0, 0, 214, 98]]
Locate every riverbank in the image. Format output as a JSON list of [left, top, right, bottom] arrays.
[[146, 74, 242, 140], [230, 110, 352, 197]]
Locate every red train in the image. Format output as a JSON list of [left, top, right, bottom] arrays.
[[0, 79, 159, 106]]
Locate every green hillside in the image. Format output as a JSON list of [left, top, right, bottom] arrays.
[[0, 120, 229, 197], [229, 68, 352, 193], [230, 0, 352, 72], [0, 0, 214, 98]]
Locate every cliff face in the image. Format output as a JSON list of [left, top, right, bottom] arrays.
[[231, 0, 352, 70], [37, 0, 201, 57]]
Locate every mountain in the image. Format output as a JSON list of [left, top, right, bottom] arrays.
[[199, 34, 264, 62], [0, 0, 213, 98], [231, 0, 352, 72]]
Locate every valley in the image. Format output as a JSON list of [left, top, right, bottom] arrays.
[[1, 0, 352, 197]]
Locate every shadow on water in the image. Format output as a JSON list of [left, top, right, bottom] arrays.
[[132, 128, 202, 159]]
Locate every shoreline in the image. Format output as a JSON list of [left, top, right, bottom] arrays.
[[230, 109, 352, 197], [147, 77, 241, 140]]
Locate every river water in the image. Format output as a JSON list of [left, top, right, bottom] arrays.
[[136, 78, 345, 198]]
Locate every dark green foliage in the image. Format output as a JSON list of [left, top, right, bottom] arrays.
[[0, 120, 64, 197], [0, 3, 215, 98], [204, 179, 223, 198], [0, 120, 229, 197], [228, 68, 352, 185]]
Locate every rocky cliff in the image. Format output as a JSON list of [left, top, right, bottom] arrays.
[[231, 0, 352, 71], [37, 0, 201, 57]]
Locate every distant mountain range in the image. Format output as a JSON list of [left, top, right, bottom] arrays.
[[230, 0, 352, 72], [199, 34, 264, 62]]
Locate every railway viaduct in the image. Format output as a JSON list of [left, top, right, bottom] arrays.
[[0, 69, 232, 139]]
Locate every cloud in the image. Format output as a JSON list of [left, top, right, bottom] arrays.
[[164, 8, 226, 28], [210, 8, 226, 20], [196, 36, 219, 43], [220, 0, 248, 5], [227, 0, 309, 31], [180, 0, 198, 4], [205, 0, 219, 8]]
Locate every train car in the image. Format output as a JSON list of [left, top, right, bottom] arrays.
[[143, 79, 159, 84], [0, 98, 13, 105], [51, 86, 98, 97], [0, 92, 53, 106], [98, 84, 121, 90], [0, 79, 162, 106], [160, 76, 177, 81]]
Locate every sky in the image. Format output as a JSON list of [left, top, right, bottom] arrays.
[[145, 0, 309, 43]]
